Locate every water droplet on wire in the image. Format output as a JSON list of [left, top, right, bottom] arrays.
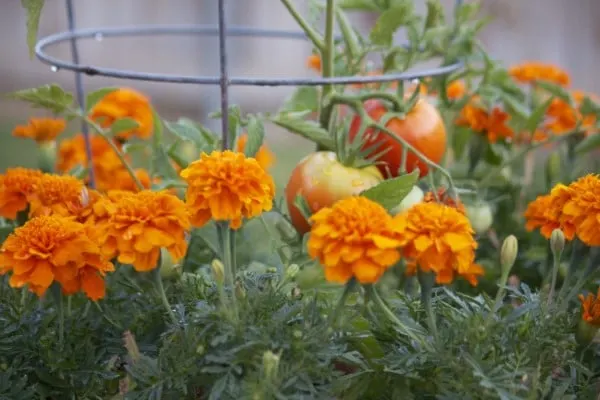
[[50, 65, 59, 72], [94, 32, 104, 42]]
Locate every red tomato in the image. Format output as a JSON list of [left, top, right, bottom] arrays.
[[348, 99, 447, 177], [285, 151, 383, 234]]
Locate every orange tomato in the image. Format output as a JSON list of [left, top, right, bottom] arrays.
[[285, 152, 383, 235], [348, 99, 447, 177]]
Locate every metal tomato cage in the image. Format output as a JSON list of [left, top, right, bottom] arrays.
[[34, 0, 464, 189]]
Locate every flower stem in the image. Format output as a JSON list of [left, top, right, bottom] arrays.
[[280, 0, 324, 50], [50, 283, 64, 349], [417, 270, 438, 339], [328, 279, 357, 327], [218, 222, 239, 320], [318, 0, 337, 136], [547, 246, 563, 307], [152, 261, 177, 324]]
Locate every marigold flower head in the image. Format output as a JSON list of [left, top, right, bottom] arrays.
[[0, 215, 114, 300], [456, 102, 514, 143], [393, 202, 483, 286], [562, 174, 600, 246], [12, 117, 66, 143], [423, 187, 466, 214], [307, 196, 403, 284], [102, 190, 190, 272], [524, 184, 577, 241], [580, 288, 600, 326], [180, 150, 275, 229], [307, 54, 321, 72], [28, 173, 87, 218], [236, 134, 275, 170], [0, 167, 43, 219], [89, 88, 153, 140], [446, 80, 466, 99], [509, 61, 570, 87]]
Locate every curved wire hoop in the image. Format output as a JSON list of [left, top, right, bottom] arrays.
[[36, 0, 464, 188]]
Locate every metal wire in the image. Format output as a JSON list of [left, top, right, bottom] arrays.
[[65, 0, 96, 188], [217, 0, 230, 149]]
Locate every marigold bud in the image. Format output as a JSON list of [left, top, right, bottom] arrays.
[[500, 235, 518, 273], [550, 228, 565, 257], [286, 264, 300, 279], [576, 318, 600, 347], [235, 280, 246, 300], [38, 140, 57, 173], [262, 350, 280, 381], [211, 259, 225, 285], [159, 248, 181, 280]]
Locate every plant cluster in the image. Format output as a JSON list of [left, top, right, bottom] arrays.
[[3, 0, 600, 399]]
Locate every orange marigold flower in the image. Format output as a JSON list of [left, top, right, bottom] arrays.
[[579, 288, 600, 326], [393, 202, 484, 286], [307, 54, 321, 72], [307, 196, 403, 284], [0, 167, 43, 219], [524, 184, 577, 241], [110, 168, 152, 192], [236, 134, 276, 170], [563, 174, 600, 246], [89, 88, 153, 140], [102, 190, 190, 272], [423, 187, 466, 214], [28, 173, 87, 218], [446, 80, 466, 99], [544, 98, 579, 135], [180, 150, 275, 229], [456, 102, 514, 143], [0, 215, 114, 300], [12, 117, 66, 143], [509, 61, 570, 87]]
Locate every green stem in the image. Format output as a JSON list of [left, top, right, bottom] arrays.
[[558, 239, 584, 302], [417, 270, 437, 338], [50, 284, 64, 349], [318, 0, 337, 134], [487, 268, 511, 326], [152, 264, 178, 324], [328, 279, 357, 327], [83, 115, 145, 190], [93, 301, 123, 330], [547, 246, 563, 307], [219, 222, 239, 319], [280, 0, 324, 50]]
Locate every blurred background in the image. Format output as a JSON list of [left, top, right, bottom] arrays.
[[1, 0, 598, 190]]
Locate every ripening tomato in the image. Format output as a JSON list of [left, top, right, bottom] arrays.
[[348, 99, 447, 177], [465, 202, 494, 234], [285, 151, 383, 234]]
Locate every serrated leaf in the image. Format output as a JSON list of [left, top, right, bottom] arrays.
[[164, 119, 205, 148], [496, 91, 530, 121], [9, 84, 74, 114], [244, 115, 265, 158], [271, 113, 334, 150], [109, 118, 139, 136], [281, 87, 320, 113], [575, 133, 600, 154], [360, 170, 418, 210], [85, 87, 118, 111], [22, 0, 45, 59], [369, 2, 414, 46], [535, 80, 572, 103]]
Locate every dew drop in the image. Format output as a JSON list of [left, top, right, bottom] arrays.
[[50, 65, 59, 72], [94, 32, 104, 42]]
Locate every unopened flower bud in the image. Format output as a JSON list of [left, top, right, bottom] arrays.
[[286, 264, 300, 279], [262, 350, 280, 381], [159, 248, 181, 280], [576, 319, 600, 347], [38, 140, 57, 173], [500, 235, 518, 273], [550, 229, 565, 258], [211, 259, 224, 285], [235, 281, 246, 300]]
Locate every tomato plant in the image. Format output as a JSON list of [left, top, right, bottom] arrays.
[[390, 185, 424, 215], [465, 201, 494, 234], [285, 151, 383, 234], [348, 99, 447, 178]]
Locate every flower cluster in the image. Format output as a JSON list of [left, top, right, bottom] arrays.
[[509, 61, 570, 87], [525, 174, 600, 246], [456, 100, 514, 143], [307, 195, 482, 286]]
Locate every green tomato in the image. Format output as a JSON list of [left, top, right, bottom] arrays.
[[391, 185, 425, 215], [466, 202, 494, 234]]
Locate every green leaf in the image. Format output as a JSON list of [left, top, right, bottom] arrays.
[[535, 81, 572, 103], [484, 142, 505, 165], [424, 0, 445, 29], [67, 165, 88, 180], [0, 226, 14, 244], [9, 84, 74, 114], [281, 87, 320, 113], [22, 0, 45, 59], [360, 170, 419, 210], [85, 87, 118, 111], [243, 115, 265, 158], [338, 0, 379, 11], [575, 133, 600, 154], [452, 126, 472, 160], [271, 112, 334, 150], [109, 118, 139, 136], [369, 2, 414, 46], [526, 97, 553, 133], [496, 91, 530, 121], [164, 119, 205, 149]]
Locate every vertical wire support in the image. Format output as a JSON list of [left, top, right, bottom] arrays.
[[65, 0, 96, 188], [217, 0, 230, 149]]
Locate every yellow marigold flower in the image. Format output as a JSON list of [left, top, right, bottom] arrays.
[[12, 117, 66, 143], [393, 202, 484, 286], [456, 102, 514, 143], [509, 61, 570, 87], [0, 215, 114, 300], [306, 54, 321, 72], [28, 173, 86, 218], [563, 174, 600, 246], [307, 196, 403, 284], [0, 167, 43, 219], [180, 150, 275, 229], [102, 190, 190, 272], [580, 288, 600, 326], [89, 88, 153, 140], [236, 134, 275, 170]]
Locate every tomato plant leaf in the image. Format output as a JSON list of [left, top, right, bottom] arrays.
[[22, 0, 45, 59], [369, 1, 414, 46], [244, 115, 265, 158], [338, 0, 379, 11], [452, 126, 472, 160], [271, 112, 334, 150], [575, 133, 600, 155], [109, 118, 139, 137], [164, 119, 206, 149], [360, 170, 419, 210], [526, 97, 553, 133], [9, 84, 74, 114], [535, 81, 572, 104], [281, 87, 320, 113], [85, 87, 118, 111]]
